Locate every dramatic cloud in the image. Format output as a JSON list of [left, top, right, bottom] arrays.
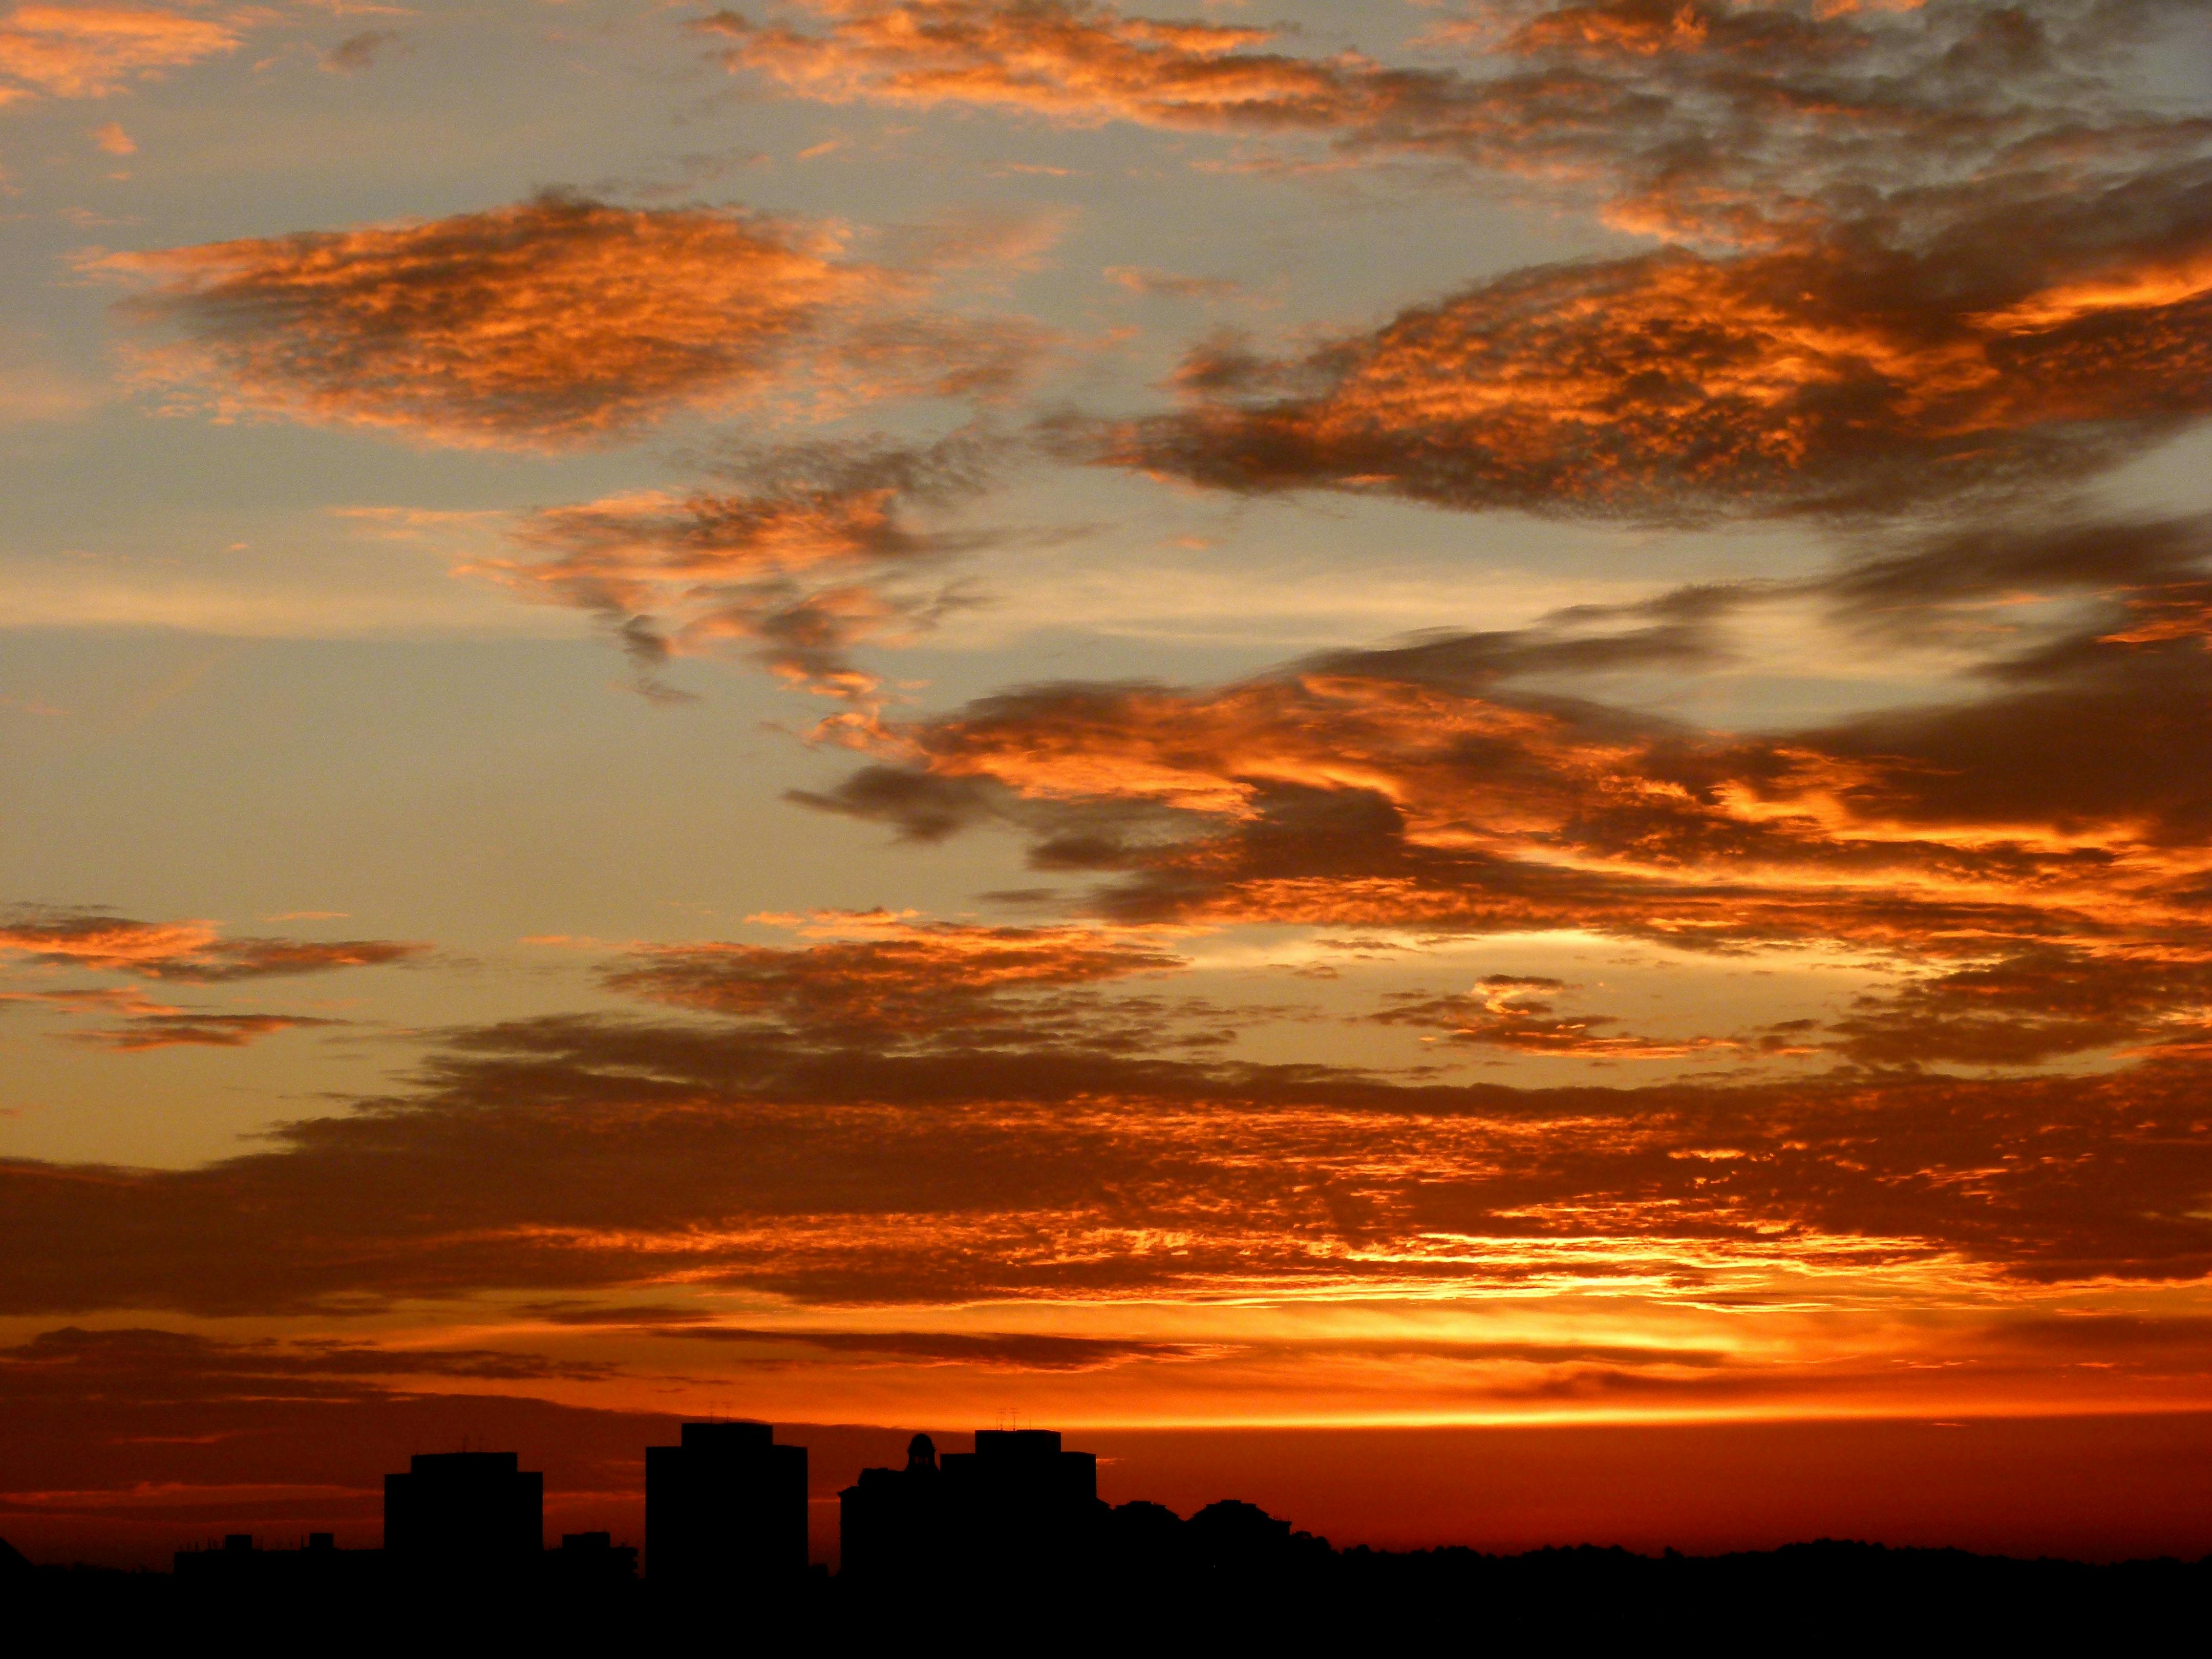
[[711, 3, 1378, 127], [6, 990, 2212, 1321], [797, 515, 2212, 1075], [1, 894, 2205, 1424], [1818, 948, 2212, 1069], [482, 428, 1004, 700], [721, 2, 2212, 521], [709, 0, 1674, 195], [101, 194, 1045, 450], [0, 906, 426, 981], [711, 1, 2209, 242], [599, 910, 1267, 1061], [0, 5, 239, 102], [1071, 212, 2212, 520], [15, 0, 2212, 1516]]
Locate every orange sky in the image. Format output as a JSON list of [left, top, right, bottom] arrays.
[[4, 0, 2212, 1565]]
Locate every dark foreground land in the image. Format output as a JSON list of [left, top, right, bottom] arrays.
[[10, 1530, 2210, 1650]]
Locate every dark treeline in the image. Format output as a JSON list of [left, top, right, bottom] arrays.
[[11, 1528, 2210, 1647]]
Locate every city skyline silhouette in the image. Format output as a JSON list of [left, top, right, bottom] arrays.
[[14, 1416, 2212, 1643]]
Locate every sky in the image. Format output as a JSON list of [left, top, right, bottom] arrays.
[[5, 0, 2212, 1566]]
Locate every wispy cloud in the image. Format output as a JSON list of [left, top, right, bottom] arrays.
[[0, 4, 241, 102], [479, 427, 1007, 701], [320, 26, 400, 74], [0, 905, 427, 982]]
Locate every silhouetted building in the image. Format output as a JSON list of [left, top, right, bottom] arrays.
[[943, 1428, 1095, 1501], [646, 1420, 806, 1594], [174, 1531, 381, 1592], [550, 1530, 639, 1592], [384, 1451, 543, 1569], [948, 1427, 1101, 1578], [840, 1434, 946, 1586], [844, 1428, 1102, 1586]]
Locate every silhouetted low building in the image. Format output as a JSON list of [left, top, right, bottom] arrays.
[[941, 1428, 1097, 1515], [840, 1434, 946, 1587], [646, 1420, 806, 1595], [174, 1532, 382, 1592], [844, 1427, 1104, 1588], [548, 1530, 639, 1594], [384, 1451, 543, 1571]]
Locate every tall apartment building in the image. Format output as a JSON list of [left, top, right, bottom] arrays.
[[645, 1421, 807, 1593]]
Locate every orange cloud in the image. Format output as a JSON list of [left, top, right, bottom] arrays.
[[101, 194, 1044, 450], [0, 983, 343, 1052], [605, 913, 1186, 1035], [720, 3, 2211, 522], [716, 2, 1345, 130], [74, 1012, 344, 1051], [8, 994, 2212, 1322], [714, 2, 2191, 251], [3, 891, 2209, 1453], [1375, 976, 1743, 1059], [1069, 227, 2212, 521], [0, 5, 238, 101], [796, 517, 2212, 1076], [0, 906, 427, 981], [1824, 949, 2212, 1068], [480, 429, 1002, 699], [0, 986, 177, 1017]]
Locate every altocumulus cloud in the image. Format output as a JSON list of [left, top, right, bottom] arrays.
[[1067, 219, 2212, 522], [98, 193, 1049, 450], [724, 1, 2212, 522]]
